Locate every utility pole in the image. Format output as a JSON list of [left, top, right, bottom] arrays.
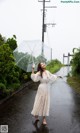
[[42, 0, 45, 43], [63, 54, 68, 65], [63, 53, 73, 65], [38, 0, 57, 59], [67, 53, 70, 74], [63, 53, 73, 75], [42, 0, 45, 57], [63, 53, 65, 64], [67, 52, 73, 66]]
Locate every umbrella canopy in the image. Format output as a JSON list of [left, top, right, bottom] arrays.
[[13, 40, 51, 72]]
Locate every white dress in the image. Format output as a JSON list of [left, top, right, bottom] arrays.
[[31, 70, 57, 116]]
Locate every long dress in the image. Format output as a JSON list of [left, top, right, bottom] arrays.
[[31, 70, 57, 116]]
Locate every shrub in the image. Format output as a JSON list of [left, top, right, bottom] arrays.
[[0, 83, 6, 90], [12, 83, 20, 90], [0, 83, 7, 99], [71, 48, 80, 76]]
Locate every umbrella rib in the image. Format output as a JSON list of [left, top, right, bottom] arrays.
[[16, 54, 28, 65], [27, 42, 39, 55], [28, 52, 33, 64]]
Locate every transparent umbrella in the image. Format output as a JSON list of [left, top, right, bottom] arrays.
[[13, 40, 51, 72]]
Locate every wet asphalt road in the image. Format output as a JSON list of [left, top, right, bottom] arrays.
[[0, 67, 80, 133]]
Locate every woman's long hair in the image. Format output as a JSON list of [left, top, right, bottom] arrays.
[[37, 63, 44, 77]]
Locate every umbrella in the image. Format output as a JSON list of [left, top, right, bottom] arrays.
[[13, 40, 51, 72]]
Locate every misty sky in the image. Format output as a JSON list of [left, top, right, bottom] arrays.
[[0, 0, 80, 63]]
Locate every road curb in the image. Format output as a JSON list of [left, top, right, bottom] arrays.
[[0, 81, 33, 105]]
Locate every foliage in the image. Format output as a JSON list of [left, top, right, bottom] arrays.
[[0, 43, 20, 86], [6, 35, 17, 51], [12, 83, 21, 90], [67, 48, 80, 94], [67, 76, 80, 94], [0, 83, 6, 99], [0, 34, 6, 46], [46, 59, 62, 73], [0, 34, 23, 99], [71, 48, 80, 76], [0, 83, 6, 90]]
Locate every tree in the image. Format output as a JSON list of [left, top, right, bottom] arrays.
[[0, 34, 29, 99], [0, 43, 20, 88], [46, 59, 62, 73], [6, 35, 17, 51], [0, 34, 6, 46], [71, 48, 80, 76]]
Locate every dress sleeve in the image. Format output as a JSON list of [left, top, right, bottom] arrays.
[[31, 72, 40, 82], [47, 70, 58, 83]]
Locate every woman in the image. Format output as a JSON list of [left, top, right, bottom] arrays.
[[31, 62, 61, 125]]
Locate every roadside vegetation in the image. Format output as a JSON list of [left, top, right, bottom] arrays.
[[0, 34, 30, 100], [46, 59, 63, 73], [67, 76, 80, 94], [67, 48, 80, 94]]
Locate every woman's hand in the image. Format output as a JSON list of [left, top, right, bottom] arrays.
[[32, 63, 35, 73], [32, 63, 35, 68], [58, 76, 63, 78], [32, 67, 34, 73]]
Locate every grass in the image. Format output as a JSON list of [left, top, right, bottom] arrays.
[[67, 76, 80, 94], [46, 64, 62, 73]]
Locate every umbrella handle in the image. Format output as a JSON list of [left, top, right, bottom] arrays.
[[32, 55, 35, 68], [32, 63, 35, 68]]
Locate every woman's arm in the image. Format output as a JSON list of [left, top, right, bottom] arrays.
[[31, 68, 40, 82], [57, 76, 63, 78], [46, 70, 57, 83], [47, 70, 62, 79], [32, 67, 34, 74]]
